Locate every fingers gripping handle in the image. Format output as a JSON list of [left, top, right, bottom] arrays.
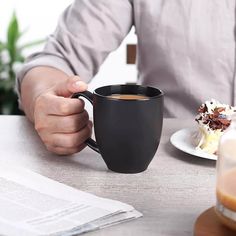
[[71, 91, 100, 153]]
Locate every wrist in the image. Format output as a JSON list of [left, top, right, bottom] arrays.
[[21, 66, 70, 122]]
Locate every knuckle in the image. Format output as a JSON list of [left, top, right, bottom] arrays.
[[45, 144, 54, 153], [84, 125, 92, 139], [66, 113, 89, 133], [62, 134, 78, 148], [78, 112, 89, 128], [49, 136, 59, 147], [59, 103, 70, 115], [34, 94, 47, 111], [34, 121, 46, 133], [40, 136, 52, 148], [83, 110, 89, 121], [78, 98, 85, 109], [87, 125, 93, 137], [62, 116, 76, 133]]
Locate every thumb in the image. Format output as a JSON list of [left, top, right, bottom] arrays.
[[55, 76, 88, 97]]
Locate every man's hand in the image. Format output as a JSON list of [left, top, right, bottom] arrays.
[[21, 67, 92, 155], [32, 76, 92, 155]]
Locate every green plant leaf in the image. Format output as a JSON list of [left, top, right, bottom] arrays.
[[0, 11, 43, 115], [15, 52, 25, 62], [0, 41, 6, 51], [0, 78, 15, 91], [7, 12, 20, 62]]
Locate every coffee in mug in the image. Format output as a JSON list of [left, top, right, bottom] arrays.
[[108, 94, 149, 100]]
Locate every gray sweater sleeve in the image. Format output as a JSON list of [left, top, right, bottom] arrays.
[[16, 0, 133, 97]]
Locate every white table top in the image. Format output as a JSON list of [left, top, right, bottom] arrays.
[[0, 116, 216, 236]]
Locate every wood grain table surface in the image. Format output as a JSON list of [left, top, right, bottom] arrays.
[[0, 116, 217, 236]]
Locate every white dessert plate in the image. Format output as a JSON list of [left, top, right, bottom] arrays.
[[170, 128, 217, 160]]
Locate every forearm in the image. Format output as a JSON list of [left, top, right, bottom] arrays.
[[21, 66, 70, 122]]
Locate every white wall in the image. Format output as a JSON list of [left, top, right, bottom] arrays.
[[0, 0, 73, 44], [0, 0, 137, 90]]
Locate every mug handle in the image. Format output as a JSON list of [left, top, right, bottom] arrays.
[[71, 91, 100, 153]]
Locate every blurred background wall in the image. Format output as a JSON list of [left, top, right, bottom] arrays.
[[0, 0, 137, 91]]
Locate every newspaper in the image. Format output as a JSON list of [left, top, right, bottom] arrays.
[[0, 164, 142, 236]]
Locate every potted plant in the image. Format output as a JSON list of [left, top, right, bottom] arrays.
[[0, 12, 44, 115]]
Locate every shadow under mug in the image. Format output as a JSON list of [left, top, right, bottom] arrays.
[[72, 84, 164, 173]]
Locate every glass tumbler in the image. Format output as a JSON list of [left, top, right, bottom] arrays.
[[216, 115, 236, 231]]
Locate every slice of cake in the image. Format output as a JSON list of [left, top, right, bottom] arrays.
[[194, 99, 236, 155]]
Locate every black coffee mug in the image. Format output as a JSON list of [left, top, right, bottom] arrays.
[[72, 84, 164, 173]]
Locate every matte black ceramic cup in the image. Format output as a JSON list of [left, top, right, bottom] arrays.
[[72, 84, 164, 173]]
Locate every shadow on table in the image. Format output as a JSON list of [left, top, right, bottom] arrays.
[[43, 150, 108, 173], [164, 141, 216, 168]]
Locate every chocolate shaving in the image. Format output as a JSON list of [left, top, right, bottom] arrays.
[[196, 105, 231, 131], [214, 107, 225, 113], [198, 104, 207, 113]]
